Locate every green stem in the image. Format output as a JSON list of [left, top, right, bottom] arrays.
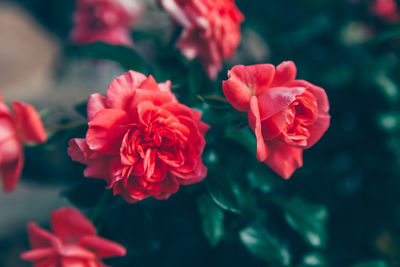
[[46, 120, 87, 134]]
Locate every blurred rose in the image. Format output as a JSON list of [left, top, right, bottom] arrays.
[[223, 62, 330, 178], [68, 70, 209, 203], [0, 94, 46, 192], [21, 207, 126, 267], [371, 0, 400, 22], [161, 0, 244, 79], [71, 0, 142, 46]]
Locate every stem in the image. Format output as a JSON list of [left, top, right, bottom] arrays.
[[46, 120, 87, 134]]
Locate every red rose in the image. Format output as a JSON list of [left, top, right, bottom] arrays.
[[161, 0, 244, 79], [71, 0, 142, 46], [68, 71, 209, 203], [0, 95, 46, 192], [223, 62, 330, 178], [20, 207, 126, 267], [371, 0, 400, 22]]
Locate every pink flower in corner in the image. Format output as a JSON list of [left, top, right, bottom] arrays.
[[68, 70, 209, 203], [0, 94, 46, 192], [161, 0, 244, 79], [21, 207, 126, 267], [371, 0, 400, 22], [71, 0, 142, 46], [222, 62, 330, 179]]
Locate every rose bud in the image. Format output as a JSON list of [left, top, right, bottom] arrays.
[[21, 207, 126, 266], [68, 70, 209, 203], [0, 95, 46, 192], [161, 0, 244, 79], [222, 62, 330, 178]]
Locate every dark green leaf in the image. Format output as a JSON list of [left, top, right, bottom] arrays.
[[197, 194, 225, 246], [351, 260, 391, 267], [247, 163, 283, 194], [277, 197, 328, 248], [206, 174, 241, 214], [78, 42, 148, 74], [74, 101, 87, 118], [239, 223, 291, 266], [225, 127, 256, 156], [62, 180, 107, 208]]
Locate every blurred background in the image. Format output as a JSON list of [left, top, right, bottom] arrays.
[[1, 0, 400, 266]]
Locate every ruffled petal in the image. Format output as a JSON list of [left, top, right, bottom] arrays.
[[87, 109, 129, 154], [26, 223, 60, 249], [12, 101, 46, 143], [105, 70, 147, 110]]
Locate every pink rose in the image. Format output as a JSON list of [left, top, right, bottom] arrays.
[[223, 62, 330, 178], [371, 0, 400, 22], [68, 70, 209, 203], [21, 207, 126, 267], [0, 95, 46, 192], [161, 0, 244, 79], [71, 0, 142, 46]]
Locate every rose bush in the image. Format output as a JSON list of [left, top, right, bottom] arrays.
[[71, 0, 142, 46], [0, 95, 46, 192], [161, 0, 244, 79], [68, 70, 209, 203], [21, 207, 126, 267], [223, 61, 330, 178]]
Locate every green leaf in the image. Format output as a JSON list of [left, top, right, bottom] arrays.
[[77, 42, 148, 74], [239, 223, 291, 266], [225, 126, 256, 156], [277, 197, 328, 248], [206, 174, 241, 214], [297, 252, 328, 267], [197, 194, 225, 246], [247, 163, 283, 194], [351, 260, 391, 267]]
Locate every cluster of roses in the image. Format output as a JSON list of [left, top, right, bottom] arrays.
[[0, 0, 332, 266]]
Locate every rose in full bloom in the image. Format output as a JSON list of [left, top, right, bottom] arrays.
[[71, 0, 142, 46], [0, 94, 46, 192], [371, 0, 400, 22], [20, 207, 126, 267], [161, 0, 244, 79], [68, 70, 209, 203], [222, 62, 330, 178]]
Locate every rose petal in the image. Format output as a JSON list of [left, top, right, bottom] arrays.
[[0, 151, 23, 192], [270, 61, 297, 87], [87, 93, 107, 121], [51, 207, 96, 243], [223, 64, 275, 111], [87, 109, 129, 154], [26, 223, 60, 249], [68, 138, 90, 164], [264, 140, 303, 179], [12, 101, 46, 143], [257, 86, 306, 120], [106, 70, 147, 110], [20, 248, 58, 262], [248, 96, 268, 162], [80, 236, 126, 258]]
